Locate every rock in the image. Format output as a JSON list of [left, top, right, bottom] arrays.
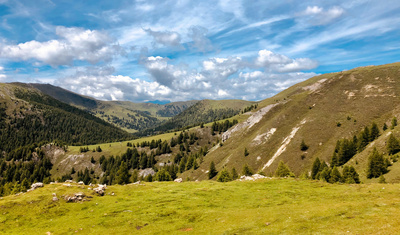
[[52, 193, 56, 196], [30, 182, 44, 190], [63, 184, 71, 187], [52, 197, 59, 202], [174, 178, 183, 183], [93, 184, 107, 196], [78, 181, 85, 185]]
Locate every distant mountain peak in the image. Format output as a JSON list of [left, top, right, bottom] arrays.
[[146, 100, 171, 105]]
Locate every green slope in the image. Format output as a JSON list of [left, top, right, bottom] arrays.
[[184, 62, 400, 180], [142, 99, 255, 135], [0, 83, 131, 152], [1, 179, 399, 234]]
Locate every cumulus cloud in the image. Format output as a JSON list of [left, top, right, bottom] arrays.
[[188, 26, 214, 52], [55, 49, 318, 102], [0, 66, 6, 82], [0, 26, 124, 67], [144, 28, 183, 48], [255, 50, 318, 72], [302, 6, 345, 25], [56, 66, 171, 102]]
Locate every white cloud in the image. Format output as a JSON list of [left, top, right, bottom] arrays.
[[144, 28, 183, 48], [302, 6, 344, 25], [255, 50, 318, 72], [0, 66, 5, 81], [188, 26, 214, 52], [0, 26, 124, 67]]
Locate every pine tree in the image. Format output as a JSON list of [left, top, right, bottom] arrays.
[[319, 167, 331, 182], [311, 157, 321, 179], [274, 161, 293, 177], [131, 169, 138, 183], [231, 167, 238, 180], [387, 133, 400, 155], [367, 148, 388, 178], [208, 161, 218, 179], [342, 165, 360, 184], [242, 164, 253, 176], [378, 174, 386, 183], [300, 140, 309, 151], [154, 168, 172, 181], [217, 168, 232, 182], [329, 166, 342, 183], [383, 123, 388, 131], [90, 156, 95, 164], [370, 122, 380, 141], [244, 148, 249, 157], [391, 117, 398, 129], [116, 162, 130, 185]]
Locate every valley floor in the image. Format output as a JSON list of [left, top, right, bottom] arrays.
[[0, 179, 399, 234]]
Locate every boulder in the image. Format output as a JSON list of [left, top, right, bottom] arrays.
[[174, 178, 183, 183]]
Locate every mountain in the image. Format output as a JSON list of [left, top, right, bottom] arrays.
[[30, 83, 253, 134], [141, 99, 256, 135], [0, 83, 131, 153], [183, 62, 400, 181], [30, 83, 198, 133]]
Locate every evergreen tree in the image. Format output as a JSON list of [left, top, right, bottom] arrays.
[[96, 146, 102, 152], [311, 157, 321, 179], [387, 133, 400, 155], [378, 175, 386, 183], [319, 167, 331, 182], [329, 166, 342, 183], [231, 167, 238, 180], [244, 148, 249, 157], [131, 169, 139, 183], [274, 161, 293, 177], [342, 165, 360, 184], [383, 123, 388, 131], [300, 140, 309, 151], [391, 117, 398, 129], [367, 148, 388, 178], [370, 122, 380, 141], [242, 164, 253, 176], [217, 168, 232, 182], [116, 162, 130, 185], [154, 168, 172, 181], [90, 156, 95, 164], [208, 161, 218, 179]]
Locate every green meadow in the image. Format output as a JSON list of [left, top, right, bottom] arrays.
[[1, 179, 399, 234]]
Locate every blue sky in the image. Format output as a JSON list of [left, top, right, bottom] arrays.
[[0, 0, 399, 102]]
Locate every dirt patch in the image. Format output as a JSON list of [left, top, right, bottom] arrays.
[[252, 128, 276, 146], [302, 78, 327, 92], [222, 103, 281, 142], [262, 119, 307, 171]]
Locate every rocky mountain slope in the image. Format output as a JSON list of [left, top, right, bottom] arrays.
[[186, 62, 400, 180]]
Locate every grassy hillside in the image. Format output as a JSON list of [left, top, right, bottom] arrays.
[[142, 99, 255, 135], [31, 83, 199, 133], [0, 83, 131, 152], [1, 179, 399, 234], [180, 62, 400, 180]]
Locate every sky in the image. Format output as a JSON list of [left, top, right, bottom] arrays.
[[0, 0, 399, 103]]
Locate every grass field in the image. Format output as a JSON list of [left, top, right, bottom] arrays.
[[1, 179, 399, 234]]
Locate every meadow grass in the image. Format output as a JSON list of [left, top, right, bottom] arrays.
[[1, 179, 399, 234]]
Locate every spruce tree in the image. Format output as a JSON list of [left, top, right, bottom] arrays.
[[370, 122, 380, 141], [274, 161, 293, 177], [242, 164, 253, 176], [231, 167, 238, 180], [217, 168, 232, 182], [367, 148, 387, 178], [300, 140, 309, 151], [383, 123, 388, 131], [116, 162, 130, 185], [391, 117, 397, 129], [154, 168, 172, 181], [244, 148, 249, 157], [387, 133, 400, 155], [311, 157, 321, 179], [342, 165, 360, 184], [208, 161, 218, 179], [329, 166, 342, 183]]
